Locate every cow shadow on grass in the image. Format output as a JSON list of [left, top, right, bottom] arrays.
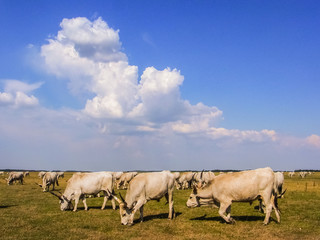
[[0, 205, 17, 209], [75, 205, 116, 211], [134, 212, 182, 223], [190, 214, 267, 223]]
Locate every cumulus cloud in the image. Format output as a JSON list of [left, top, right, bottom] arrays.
[[41, 17, 225, 134], [0, 80, 41, 108], [40, 16, 316, 148]]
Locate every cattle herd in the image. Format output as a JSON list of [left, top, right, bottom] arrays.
[[1, 168, 313, 226]]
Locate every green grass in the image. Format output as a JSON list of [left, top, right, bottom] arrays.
[[0, 172, 319, 239]]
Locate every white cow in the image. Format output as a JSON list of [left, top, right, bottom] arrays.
[[274, 172, 285, 196], [175, 172, 195, 190], [6, 172, 24, 185], [57, 172, 64, 179], [0, 171, 4, 176], [288, 172, 295, 178], [39, 172, 59, 192], [186, 167, 280, 225], [112, 171, 176, 226], [23, 171, 30, 177], [50, 172, 115, 211], [117, 172, 138, 189], [193, 171, 215, 187], [38, 171, 46, 178], [299, 171, 307, 178]]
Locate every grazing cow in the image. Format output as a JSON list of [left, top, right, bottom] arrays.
[[257, 171, 286, 213], [193, 171, 215, 187], [23, 171, 30, 177], [186, 167, 280, 225], [39, 172, 59, 192], [175, 172, 195, 190], [288, 172, 295, 178], [299, 172, 307, 178], [56, 172, 64, 185], [117, 172, 138, 189], [57, 172, 64, 179], [0, 171, 4, 175], [38, 171, 46, 178], [112, 171, 176, 226], [109, 171, 123, 188], [111, 171, 123, 181], [274, 172, 285, 196], [50, 172, 115, 211], [6, 172, 24, 185]]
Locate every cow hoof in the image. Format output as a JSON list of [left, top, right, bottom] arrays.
[[227, 218, 236, 224]]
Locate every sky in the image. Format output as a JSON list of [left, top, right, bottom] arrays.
[[0, 0, 320, 171]]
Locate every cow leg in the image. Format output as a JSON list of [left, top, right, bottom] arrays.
[[271, 195, 281, 223], [218, 202, 233, 224], [226, 205, 234, 223], [101, 195, 107, 210], [261, 195, 272, 225], [73, 195, 81, 212], [165, 191, 175, 220], [82, 196, 88, 211], [132, 199, 147, 223], [111, 198, 116, 210], [258, 198, 265, 213], [139, 205, 144, 222]]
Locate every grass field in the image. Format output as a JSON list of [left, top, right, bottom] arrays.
[[0, 172, 319, 240]]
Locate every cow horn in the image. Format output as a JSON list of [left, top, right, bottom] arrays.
[[49, 191, 63, 200], [119, 192, 126, 203], [200, 169, 204, 180], [279, 188, 287, 198], [113, 195, 122, 204]]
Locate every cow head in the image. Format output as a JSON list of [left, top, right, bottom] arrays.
[[49, 191, 73, 211], [6, 178, 13, 185], [59, 196, 74, 211], [111, 192, 134, 226], [186, 186, 200, 208]]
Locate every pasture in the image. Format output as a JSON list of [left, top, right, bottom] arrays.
[[0, 171, 319, 240]]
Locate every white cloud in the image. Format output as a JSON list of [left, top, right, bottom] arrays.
[[4, 79, 43, 93], [41, 17, 223, 129], [58, 17, 127, 62], [0, 80, 41, 108], [306, 134, 320, 148], [0, 92, 14, 105]]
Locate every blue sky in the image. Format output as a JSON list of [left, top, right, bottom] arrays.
[[0, 1, 319, 171]]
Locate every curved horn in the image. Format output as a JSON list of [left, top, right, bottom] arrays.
[[49, 191, 63, 200], [113, 195, 122, 204], [200, 169, 204, 180], [279, 188, 287, 198], [119, 192, 125, 202]]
